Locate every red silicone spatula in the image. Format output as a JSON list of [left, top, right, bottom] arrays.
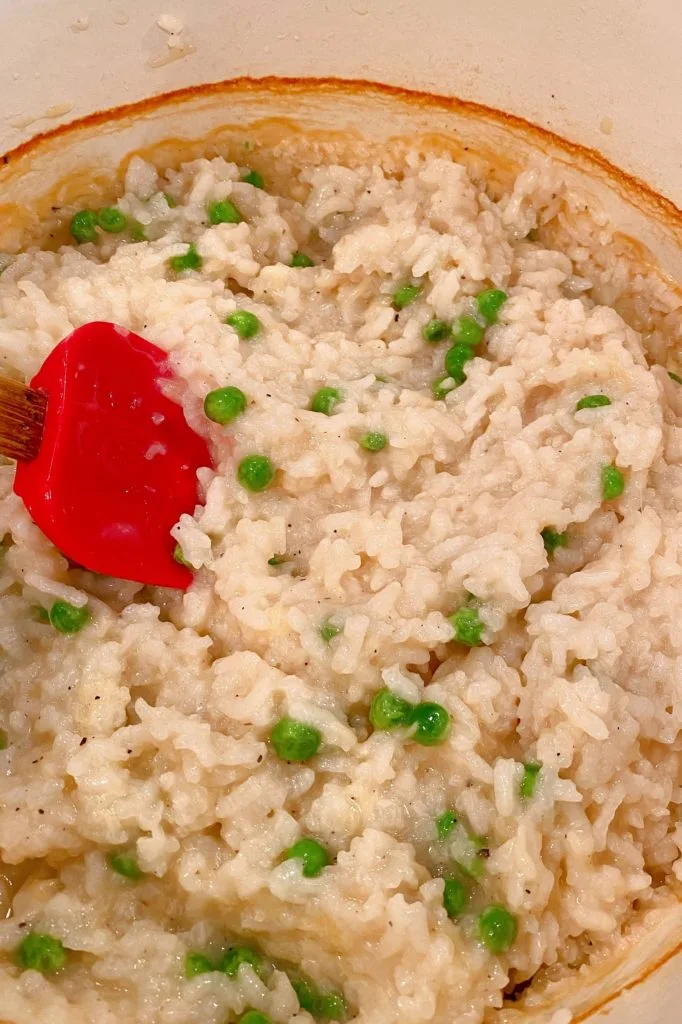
[[6, 321, 212, 589]]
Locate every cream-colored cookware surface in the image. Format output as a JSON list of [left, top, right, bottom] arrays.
[[0, 0, 680, 206]]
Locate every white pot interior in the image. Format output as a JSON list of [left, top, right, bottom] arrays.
[[0, 0, 680, 206]]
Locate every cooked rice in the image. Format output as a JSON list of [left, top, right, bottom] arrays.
[[0, 148, 679, 1024]]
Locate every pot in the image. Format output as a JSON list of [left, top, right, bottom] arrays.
[[0, 2, 679, 1021]]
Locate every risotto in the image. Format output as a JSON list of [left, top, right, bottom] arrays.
[[0, 146, 680, 1024]]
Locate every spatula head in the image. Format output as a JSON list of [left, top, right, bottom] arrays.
[[14, 322, 212, 588]]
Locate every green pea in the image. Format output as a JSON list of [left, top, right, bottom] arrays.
[[70, 210, 98, 243], [422, 319, 450, 343], [96, 207, 127, 233], [369, 688, 414, 731], [185, 952, 214, 978], [107, 851, 144, 881], [268, 554, 288, 566], [291, 251, 315, 268], [310, 387, 342, 415], [237, 455, 275, 492], [576, 394, 611, 411], [319, 993, 347, 1022], [520, 761, 541, 799], [668, 370, 682, 385], [444, 343, 475, 385], [242, 169, 265, 189], [204, 386, 248, 425], [392, 284, 421, 310], [16, 933, 67, 973], [291, 975, 321, 1014], [436, 809, 457, 841], [448, 607, 484, 647], [601, 464, 625, 501], [319, 618, 342, 643], [541, 528, 568, 556], [218, 946, 267, 979], [49, 600, 90, 635], [360, 432, 388, 452], [226, 310, 261, 339], [457, 832, 489, 879], [410, 702, 450, 746], [163, 193, 177, 208], [130, 221, 147, 242], [238, 1011, 272, 1024], [271, 717, 322, 761], [169, 243, 202, 273], [451, 316, 483, 347], [208, 199, 242, 225], [478, 904, 518, 954], [284, 837, 330, 878], [443, 878, 467, 919], [0, 729, 7, 750], [476, 288, 507, 324], [431, 375, 456, 401], [173, 543, 192, 567]]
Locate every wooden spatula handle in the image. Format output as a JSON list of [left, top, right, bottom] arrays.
[[0, 375, 46, 461]]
